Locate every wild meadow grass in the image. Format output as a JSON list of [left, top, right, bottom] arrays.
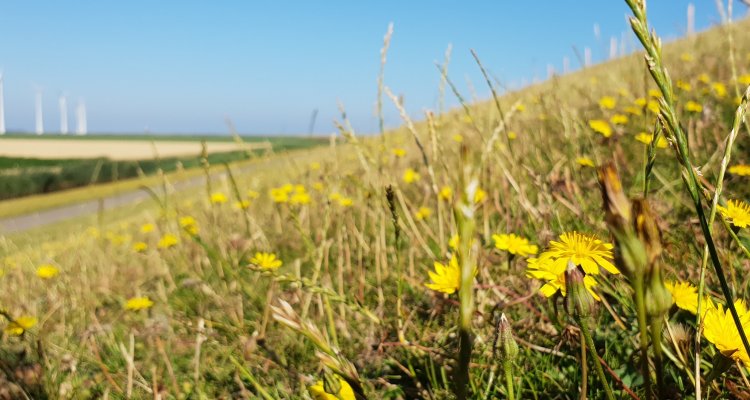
[[2, 1, 750, 398]]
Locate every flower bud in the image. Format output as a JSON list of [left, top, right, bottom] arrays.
[[495, 313, 519, 363], [564, 261, 596, 320]]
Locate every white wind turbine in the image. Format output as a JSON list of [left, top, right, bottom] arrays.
[[35, 87, 44, 135], [0, 72, 5, 135], [59, 94, 68, 134], [76, 100, 87, 135]]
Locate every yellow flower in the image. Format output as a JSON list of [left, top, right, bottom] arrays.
[[492, 233, 538, 257], [310, 161, 321, 170], [179, 216, 196, 228], [210, 192, 228, 204], [439, 186, 453, 200], [414, 207, 432, 221], [247, 190, 260, 199], [337, 197, 354, 207], [36, 264, 59, 279], [290, 192, 311, 205], [4, 316, 37, 336], [140, 223, 155, 233], [647, 100, 660, 114], [588, 119, 612, 138], [250, 252, 283, 270], [624, 106, 642, 116], [448, 234, 459, 250], [507, 131, 517, 140], [158, 233, 179, 249], [717, 199, 750, 229], [132, 242, 148, 253], [312, 182, 324, 191], [392, 148, 406, 157], [739, 74, 750, 86], [576, 157, 595, 167], [308, 377, 355, 400], [403, 168, 420, 183], [598, 96, 616, 110], [234, 200, 251, 210], [676, 80, 692, 92], [703, 300, 750, 366], [664, 281, 699, 314], [610, 114, 628, 125], [513, 104, 526, 113], [634, 132, 669, 148], [125, 296, 154, 311], [474, 188, 487, 204], [728, 164, 750, 176], [697, 73, 710, 84], [648, 89, 662, 98], [526, 254, 600, 300], [452, 134, 464, 143], [542, 231, 618, 275], [425, 255, 474, 295], [634, 97, 647, 107], [712, 82, 727, 98], [685, 100, 703, 113], [270, 187, 289, 203], [680, 52, 693, 62]]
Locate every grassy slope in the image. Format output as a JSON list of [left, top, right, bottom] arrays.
[[0, 16, 749, 399]]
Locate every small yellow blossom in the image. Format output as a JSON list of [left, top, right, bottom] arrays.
[[526, 254, 600, 300], [234, 200, 251, 210], [610, 114, 628, 125], [680, 53, 693, 62], [448, 234, 459, 250], [648, 89, 662, 98], [158, 234, 179, 249], [588, 119, 612, 138], [392, 148, 406, 158], [728, 164, 750, 176], [576, 157, 595, 167], [541, 231, 618, 275], [250, 252, 283, 270], [210, 192, 228, 204], [712, 82, 727, 98], [634, 97, 647, 107], [179, 216, 196, 227], [337, 197, 354, 207], [270, 187, 289, 203], [247, 190, 260, 199], [439, 186, 453, 200], [676, 80, 692, 92], [647, 100, 660, 114], [308, 376, 355, 400], [664, 281, 699, 314], [309, 161, 321, 170], [492, 233, 538, 257], [739, 74, 750, 86], [598, 96, 616, 110], [697, 73, 710, 84], [36, 264, 59, 279], [125, 296, 154, 311], [452, 134, 464, 143], [140, 223, 155, 233], [635, 132, 669, 148], [132, 242, 148, 253], [425, 255, 474, 295], [474, 188, 487, 204], [717, 199, 750, 229], [513, 104, 526, 113], [685, 100, 703, 113], [507, 131, 517, 140], [4, 316, 37, 336], [290, 192, 311, 205], [414, 207, 432, 221], [624, 106, 642, 116], [703, 300, 750, 366], [403, 168, 420, 184]]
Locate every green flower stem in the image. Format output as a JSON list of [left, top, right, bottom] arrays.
[[650, 317, 666, 399], [577, 316, 616, 400], [503, 357, 515, 400]]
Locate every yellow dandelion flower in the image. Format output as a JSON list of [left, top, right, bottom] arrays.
[[392, 148, 406, 157], [664, 281, 699, 314], [250, 252, 283, 270], [680, 53, 693, 62], [676, 80, 692, 92], [158, 233, 179, 249], [36, 264, 59, 279], [474, 188, 487, 204], [647, 100, 660, 114], [598, 96, 616, 110], [610, 114, 629, 125], [526, 254, 600, 300], [513, 104, 526, 113], [403, 168, 420, 184], [697, 73, 710, 84], [281, 183, 294, 193], [507, 131, 517, 140], [448, 234, 459, 250], [703, 300, 750, 366], [234, 200, 251, 210], [728, 164, 750, 176], [312, 182, 324, 191], [717, 199, 750, 229], [634, 97, 647, 107], [247, 190, 260, 199], [125, 296, 154, 311], [290, 192, 311, 205], [132, 242, 148, 253], [140, 223, 155, 233], [576, 157, 595, 167], [310, 161, 321, 170], [338, 197, 354, 207], [452, 134, 464, 143], [425, 255, 475, 295], [439, 186, 453, 201], [492, 233, 538, 257], [543, 231, 618, 275], [648, 89, 662, 98], [635, 132, 669, 148], [270, 187, 289, 203], [685, 100, 703, 113], [308, 377, 355, 400], [624, 106, 642, 116], [414, 207, 432, 221], [210, 192, 228, 204], [712, 82, 727, 98], [4, 316, 37, 336], [179, 216, 196, 228], [739, 74, 750, 86], [588, 119, 612, 138]]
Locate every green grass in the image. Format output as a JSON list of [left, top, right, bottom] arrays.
[[0, 11, 749, 400]]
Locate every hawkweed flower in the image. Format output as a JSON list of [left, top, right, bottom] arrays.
[[157, 233, 179, 249], [647, 100, 660, 114], [703, 300, 750, 367], [739, 74, 750, 86], [542, 231, 618, 275], [728, 164, 750, 177], [132, 241, 148, 253], [635, 132, 669, 148], [3, 316, 37, 336], [473, 187, 487, 204], [588, 119, 612, 138], [712, 82, 727, 98], [448, 234, 459, 250], [697, 73, 710, 84], [125, 296, 154, 311], [685, 100, 703, 113], [526, 254, 600, 300], [680, 52, 693, 62], [392, 148, 406, 157], [717, 199, 750, 229], [246, 190, 260, 199], [599, 96, 616, 110], [664, 280, 713, 315], [452, 134, 464, 143], [414, 206, 432, 221], [309, 161, 321, 170], [439, 186, 453, 200], [576, 157, 595, 167], [140, 223, 155, 233], [425, 255, 475, 295], [234, 200, 251, 210], [308, 376, 355, 400], [210, 192, 228, 204], [648, 89, 662, 98], [36, 264, 59, 279], [624, 106, 643, 116], [492, 233, 538, 257], [610, 114, 629, 125], [290, 191, 311, 205], [270, 187, 289, 203], [250, 252, 283, 270], [676, 80, 692, 92], [403, 168, 420, 183], [507, 131, 518, 140]]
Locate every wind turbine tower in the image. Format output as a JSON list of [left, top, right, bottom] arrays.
[[0, 73, 5, 135], [76, 100, 87, 135], [59, 94, 68, 134], [35, 89, 44, 135]]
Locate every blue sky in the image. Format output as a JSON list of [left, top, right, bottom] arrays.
[[0, 1, 732, 135]]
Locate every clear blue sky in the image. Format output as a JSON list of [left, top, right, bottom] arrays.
[[0, 1, 733, 135]]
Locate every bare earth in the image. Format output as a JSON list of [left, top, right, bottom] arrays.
[[0, 138, 250, 160]]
